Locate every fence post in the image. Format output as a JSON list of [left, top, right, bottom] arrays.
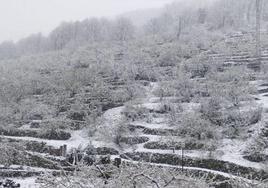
[[181, 143, 185, 172], [61, 145, 67, 157], [172, 147, 175, 154]]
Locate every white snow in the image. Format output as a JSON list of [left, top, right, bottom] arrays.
[[12, 177, 39, 188], [3, 80, 268, 186], [130, 121, 170, 129], [216, 139, 264, 169]]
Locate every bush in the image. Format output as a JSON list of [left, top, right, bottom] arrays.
[[119, 136, 150, 145], [144, 141, 204, 150], [179, 112, 219, 140], [0, 126, 71, 140], [121, 104, 150, 121], [220, 107, 262, 137], [200, 97, 222, 126], [67, 110, 86, 121], [185, 55, 211, 78], [41, 128, 71, 140], [154, 74, 195, 103]]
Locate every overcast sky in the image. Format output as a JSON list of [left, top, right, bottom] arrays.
[[0, 0, 176, 42]]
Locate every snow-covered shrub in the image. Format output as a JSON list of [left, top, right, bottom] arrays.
[[19, 99, 55, 121], [122, 104, 150, 121], [244, 133, 268, 163], [153, 81, 175, 99], [179, 112, 219, 140], [0, 143, 57, 169], [185, 55, 211, 78], [40, 128, 71, 140], [207, 67, 255, 107], [200, 96, 223, 126], [154, 73, 195, 103], [157, 102, 174, 114], [123, 83, 146, 100], [113, 123, 130, 146], [173, 71, 195, 102], [0, 143, 26, 167], [119, 136, 149, 145], [158, 49, 181, 67], [168, 103, 183, 125]]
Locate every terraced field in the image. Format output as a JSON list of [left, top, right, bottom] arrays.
[[1, 31, 268, 187]]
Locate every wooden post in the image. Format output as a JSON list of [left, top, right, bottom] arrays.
[[60, 146, 63, 156], [181, 147, 184, 172], [60, 145, 67, 157], [63, 145, 67, 157], [172, 147, 175, 154], [48, 146, 52, 155], [181, 143, 185, 172]]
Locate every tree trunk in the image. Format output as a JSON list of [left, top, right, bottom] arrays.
[[256, 0, 261, 66], [247, 1, 253, 23], [177, 17, 183, 39]]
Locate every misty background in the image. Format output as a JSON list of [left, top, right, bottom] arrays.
[[0, 0, 178, 42]]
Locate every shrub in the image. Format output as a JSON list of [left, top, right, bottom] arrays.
[[179, 112, 219, 140], [121, 104, 150, 121], [200, 97, 222, 126], [154, 74, 195, 103], [185, 55, 211, 78], [144, 141, 204, 150], [41, 128, 71, 140], [67, 110, 86, 121], [119, 136, 150, 145]]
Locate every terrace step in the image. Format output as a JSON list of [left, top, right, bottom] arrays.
[[121, 152, 268, 180]]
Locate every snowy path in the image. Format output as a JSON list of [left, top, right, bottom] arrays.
[[216, 139, 264, 170]]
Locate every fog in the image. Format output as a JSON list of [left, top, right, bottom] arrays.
[[0, 0, 178, 42]]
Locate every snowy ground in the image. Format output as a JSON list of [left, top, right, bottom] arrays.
[[217, 139, 264, 169], [11, 177, 39, 188], [121, 80, 268, 171], [2, 80, 268, 186]]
